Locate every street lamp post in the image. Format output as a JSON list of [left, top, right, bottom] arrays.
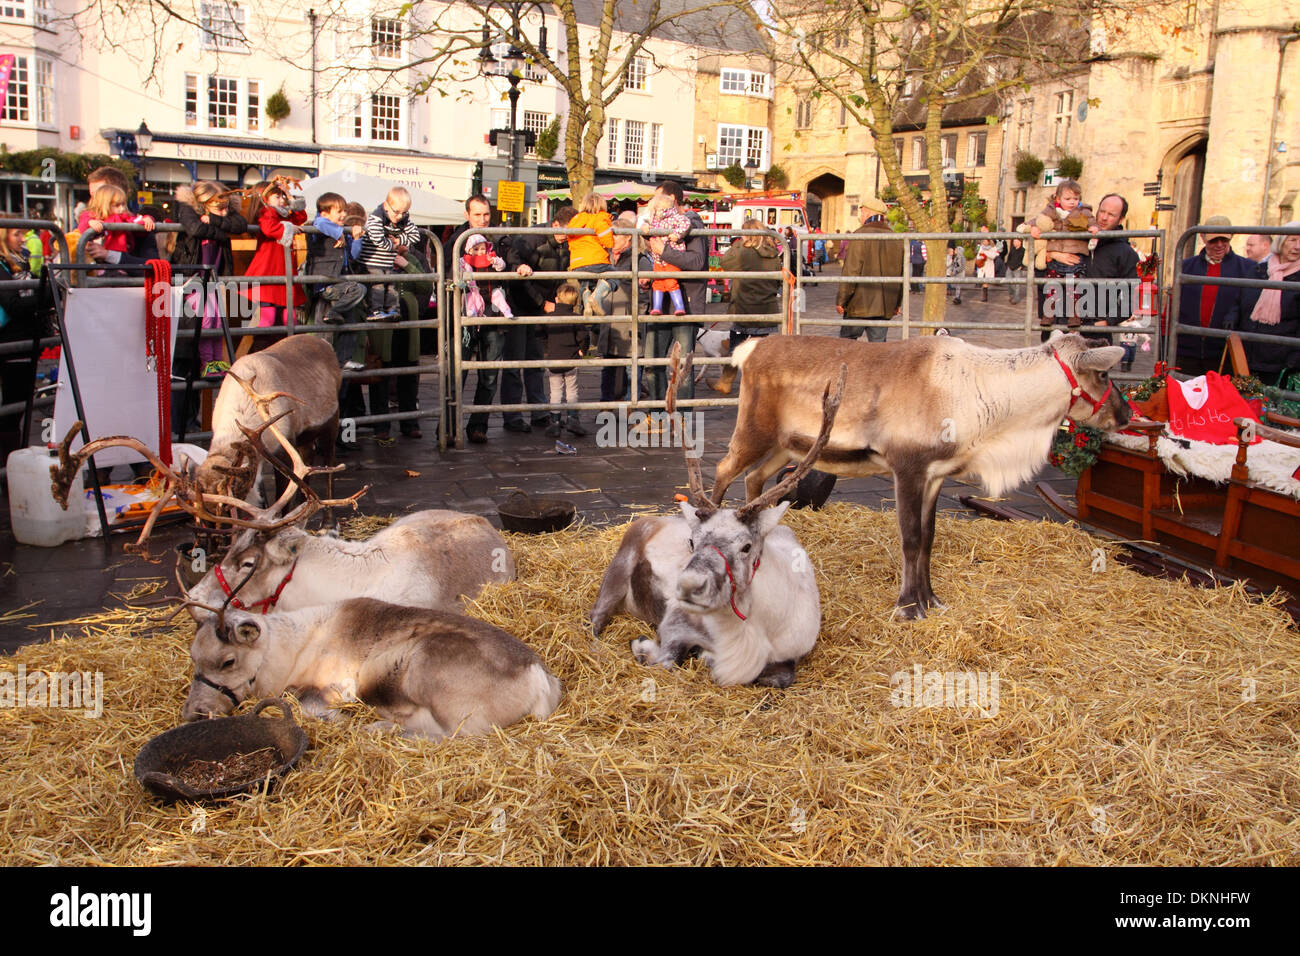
[[478, 2, 547, 224], [133, 120, 153, 203]]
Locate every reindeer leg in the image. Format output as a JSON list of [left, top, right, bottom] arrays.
[[892, 465, 931, 621], [743, 450, 790, 502], [713, 437, 776, 506], [917, 473, 947, 612], [320, 413, 339, 527]]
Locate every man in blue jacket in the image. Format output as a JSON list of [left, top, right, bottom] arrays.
[[1175, 216, 1264, 376]]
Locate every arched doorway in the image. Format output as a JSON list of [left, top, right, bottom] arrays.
[[1162, 136, 1207, 262], [806, 172, 846, 235]]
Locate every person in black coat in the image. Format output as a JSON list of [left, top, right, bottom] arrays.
[[540, 282, 590, 437], [1176, 217, 1265, 376]]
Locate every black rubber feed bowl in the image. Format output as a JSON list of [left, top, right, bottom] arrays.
[[134, 699, 309, 802], [776, 467, 838, 510], [498, 490, 577, 534]]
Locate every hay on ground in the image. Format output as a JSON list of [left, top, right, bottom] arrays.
[[1, 504, 1297, 865]]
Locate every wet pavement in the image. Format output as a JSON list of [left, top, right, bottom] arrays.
[[2, 263, 1127, 651]]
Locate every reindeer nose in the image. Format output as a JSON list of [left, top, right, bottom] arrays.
[[676, 567, 713, 605]]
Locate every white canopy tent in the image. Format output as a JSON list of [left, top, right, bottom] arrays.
[[298, 171, 464, 225]]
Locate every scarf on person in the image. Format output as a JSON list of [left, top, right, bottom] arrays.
[[1250, 252, 1300, 326]]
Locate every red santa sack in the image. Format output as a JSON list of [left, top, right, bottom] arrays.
[[1166, 371, 1261, 445]]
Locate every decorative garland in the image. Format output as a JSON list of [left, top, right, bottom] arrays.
[[1048, 420, 1105, 477]]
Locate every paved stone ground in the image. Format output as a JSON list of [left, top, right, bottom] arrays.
[[2, 262, 1138, 651]]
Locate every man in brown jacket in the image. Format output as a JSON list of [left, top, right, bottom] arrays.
[[837, 196, 904, 342]]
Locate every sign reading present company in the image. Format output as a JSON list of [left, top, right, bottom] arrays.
[[319, 152, 474, 197]]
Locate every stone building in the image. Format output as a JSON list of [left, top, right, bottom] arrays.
[[994, 1, 1300, 248]]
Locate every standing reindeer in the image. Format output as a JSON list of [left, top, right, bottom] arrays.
[[199, 335, 342, 508], [590, 345, 845, 688], [711, 332, 1130, 618]]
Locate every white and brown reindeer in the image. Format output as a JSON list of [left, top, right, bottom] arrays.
[[180, 597, 562, 740], [590, 345, 846, 688], [184, 508, 516, 618], [711, 331, 1131, 619]]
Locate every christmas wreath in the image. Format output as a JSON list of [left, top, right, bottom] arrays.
[[1048, 420, 1105, 477]]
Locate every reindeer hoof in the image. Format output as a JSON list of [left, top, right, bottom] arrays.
[[752, 660, 797, 688], [892, 601, 928, 622], [629, 637, 655, 665]]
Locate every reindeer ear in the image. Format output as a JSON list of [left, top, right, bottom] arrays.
[[264, 534, 294, 564], [232, 620, 262, 646], [752, 500, 792, 539], [678, 499, 703, 529], [1078, 346, 1124, 371], [1046, 329, 1067, 344]]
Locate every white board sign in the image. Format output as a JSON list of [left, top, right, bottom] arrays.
[[53, 287, 181, 468]]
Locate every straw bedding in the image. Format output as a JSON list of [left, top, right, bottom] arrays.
[[1, 504, 1297, 865]]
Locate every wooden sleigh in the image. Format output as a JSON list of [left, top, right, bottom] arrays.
[[1037, 336, 1300, 610]]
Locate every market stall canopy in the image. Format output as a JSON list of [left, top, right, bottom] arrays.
[[539, 180, 714, 203], [299, 171, 464, 224]]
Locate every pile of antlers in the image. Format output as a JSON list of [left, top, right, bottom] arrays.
[[664, 341, 844, 519], [50, 371, 367, 559]]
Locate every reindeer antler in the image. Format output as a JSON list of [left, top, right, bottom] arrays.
[[736, 364, 846, 521], [666, 342, 714, 515]]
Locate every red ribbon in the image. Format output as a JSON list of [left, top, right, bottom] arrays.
[[145, 259, 173, 466]]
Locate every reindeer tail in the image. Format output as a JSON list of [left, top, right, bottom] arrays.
[[731, 338, 761, 369]]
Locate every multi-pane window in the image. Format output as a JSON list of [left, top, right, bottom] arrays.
[[624, 56, 647, 91], [336, 94, 364, 139], [200, 2, 248, 52], [1017, 98, 1033, 150], [745, 128, 766, 168], [606, 118, 619, 164], [0, 0, 50, 25], [372, 17, 402, 59], [648, 123, 662, 169], [208, 76, 239, 128], [0, 55, 27, 122], [903, 73, 917, 98], [370, 94, 401, 142], [940, 134, 957, 165], [34, 57, 53, 125], [185, 74, 198, 127], [717, 125, 767, 169], [1012, 188, 1027, 217], [717, 125, 745, 167], [893, 138, 904, 164], [522, 110, 550, 138], [839, 101, 848, 127], [967, 131, 986, 167], [624, 119, 645, 166], [721, 68, 770, 97], [1054, 91, 1073, 147], [795, 96, 813, 129], [247, 79, 260, 131], [911, 136, 924, 169]]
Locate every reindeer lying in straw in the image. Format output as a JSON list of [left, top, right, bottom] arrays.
[[590, 343, 846, 688], [180, 597, 562, 740]]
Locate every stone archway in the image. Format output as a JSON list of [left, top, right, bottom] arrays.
[[1161, 135, 1207, 262], [806, 172, 846, 235]]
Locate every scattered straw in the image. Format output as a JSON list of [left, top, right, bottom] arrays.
[[2, 504, 1297, 865]]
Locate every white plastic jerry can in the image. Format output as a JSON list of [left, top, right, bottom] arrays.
[[6, 446, 85, 547]]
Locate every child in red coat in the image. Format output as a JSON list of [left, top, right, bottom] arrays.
[[239, 182, 307, 349], [77, 184, 155, 255]]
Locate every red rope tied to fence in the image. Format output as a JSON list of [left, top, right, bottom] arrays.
[[145, 259, 173, 467]]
